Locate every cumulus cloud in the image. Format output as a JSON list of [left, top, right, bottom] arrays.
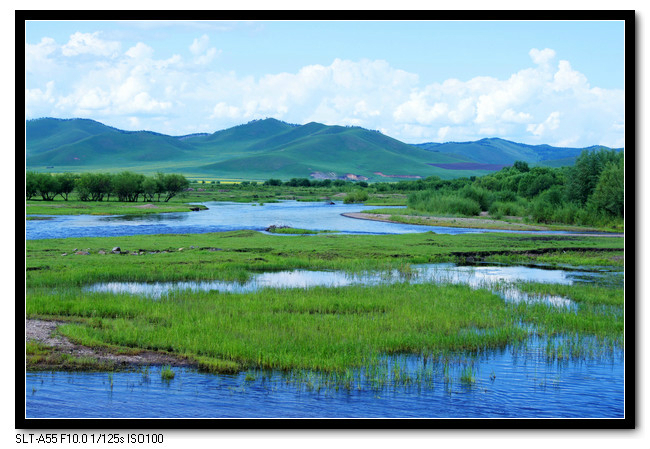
[[61, 32, 120, 57], [26, 37, 57, 63], [527, 111, 561, 137], [25, 81, 56, 117], [529, 48, 556, 65], [189, 34, 220, 65], [552, 60, 589, 91], [24, 38, 624, 147], [125, 42, 154, 60]]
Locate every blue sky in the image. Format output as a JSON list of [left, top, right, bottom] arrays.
[[25, 19, 626, 147]]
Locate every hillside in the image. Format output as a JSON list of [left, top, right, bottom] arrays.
[[25, 117, 621, 181], [413, 138, 617, 166]]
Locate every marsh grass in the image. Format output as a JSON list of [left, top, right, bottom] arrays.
[[484, 251, 625, 269], [29, 277, 624, 382], [264, 227, 336, 235], [25, 231, 624, 289], [160, 365, 175, 380], [25, 340, 119, 372], [25, 230, 624, 388], [26, 199, 208, 216]]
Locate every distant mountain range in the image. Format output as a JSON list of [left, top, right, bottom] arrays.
[[25, 117, 622, 181]]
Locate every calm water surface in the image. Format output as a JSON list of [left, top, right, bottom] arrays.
[[25, 340, 624, 418], [26, 200, 595, 240], [83, 263, 623, 305]]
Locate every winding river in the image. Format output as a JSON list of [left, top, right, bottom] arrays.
[[25, 200, 606, 240]]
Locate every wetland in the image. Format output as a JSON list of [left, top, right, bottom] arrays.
[[24, 197, 625, 420]]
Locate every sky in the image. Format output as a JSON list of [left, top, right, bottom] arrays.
[[24, 19, 626, 147]]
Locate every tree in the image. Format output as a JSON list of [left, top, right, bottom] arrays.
[[34, 173, 60, 201], [26, 172, 38, 200], [76, 173, 112, 201], [141, 176, 159, 202], [513, 161, 530, 172], [565, 148, 622, 206], [590, 158, 624, 217], [55, 173, 76, 201], [160, 173, 189, 202], [113, 171, 145, 202]]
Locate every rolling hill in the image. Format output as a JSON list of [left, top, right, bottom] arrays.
[[413, 138, 612, 167], [25, 117, 622, 181]]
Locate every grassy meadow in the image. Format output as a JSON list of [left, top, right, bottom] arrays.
[[26, 229, 624, 382]]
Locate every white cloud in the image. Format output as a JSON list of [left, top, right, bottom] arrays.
[[25, 37, 57, 65], [552, 60, 589, 91], [24, 41, 624, 146], [189, 35, 220, 65], [437, 126, 450, 141], [501, 109, 532, 123], [210, 102, 241, 119], [61, 32, 120, 57], [125, 42, 154, 60], [529, 48, 556, 65], [25, 81, 56, 117], [190, 35, 210, 56], [527, 111, 561, 137]]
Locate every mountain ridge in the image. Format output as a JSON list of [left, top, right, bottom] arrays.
[[26, 117, 622, 180]]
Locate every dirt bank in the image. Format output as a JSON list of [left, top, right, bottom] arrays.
[[25, 319, 194, 368], [341, 212, 624, 237]]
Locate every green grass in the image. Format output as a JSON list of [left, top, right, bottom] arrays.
[[26, 198, 208, 216], [484, 250, 625, 268], [362, 207, 616, 233], [28, 283, 531, 373], [264, 226, 336, 235], [26, 281, 624, 375], [160, 365, 175, 380], [25, 231, 624, 288], [25, 340, 120, 372], [25, 184, 402, 216], [25, 231, 624, 378]]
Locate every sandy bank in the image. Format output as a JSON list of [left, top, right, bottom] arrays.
[[341, 212, 624, 237]]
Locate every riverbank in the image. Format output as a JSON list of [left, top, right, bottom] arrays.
[[342, 212, 624, 236], [25, 201, 209, 216], [26, 319, 193, 371]]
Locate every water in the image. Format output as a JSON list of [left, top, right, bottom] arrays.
[[25, 339, 624, 418], [83, 263, 623, 306], [24, 200, 625, 419], [26, 200, 592, 240]]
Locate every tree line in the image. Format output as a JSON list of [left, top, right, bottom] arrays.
[[404, 148, 624, 227], [26, 171, 189, 203]]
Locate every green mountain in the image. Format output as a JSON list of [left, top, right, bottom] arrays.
[[413, 138, 620, 166], [25, 117, 621, 181], [26, 118, 121, 157]]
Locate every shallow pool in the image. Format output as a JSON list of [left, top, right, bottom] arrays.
[[25, 336, 624, 419]]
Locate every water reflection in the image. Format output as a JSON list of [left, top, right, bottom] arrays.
[[83, 263, 622, 306], [26, 200, 602, 240], [25, 335, 624, 418]]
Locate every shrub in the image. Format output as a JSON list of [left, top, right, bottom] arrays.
[[343, 190, 369, 204]]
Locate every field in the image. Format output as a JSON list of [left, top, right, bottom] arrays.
[[26, 227, 624, 379]]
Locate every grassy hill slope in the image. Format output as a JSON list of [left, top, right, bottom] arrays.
[[199, 123, 471, 180], [25, 117, 621, 180], [414, 138, 621, 165], [26, 118, 121, 156]]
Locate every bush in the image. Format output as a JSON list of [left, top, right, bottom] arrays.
[[343, 190, 369, 204], [460, 185, 493, 211], [408, 190, 481, 216]]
